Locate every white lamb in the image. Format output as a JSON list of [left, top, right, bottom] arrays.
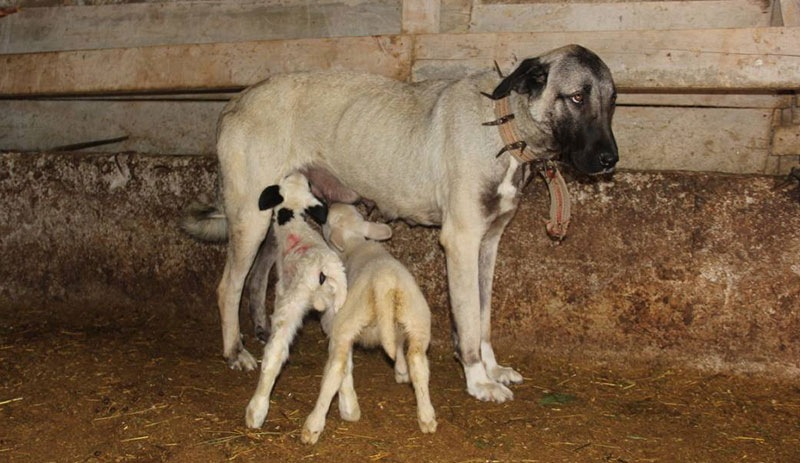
[[301, 203, 437, 444], [245, 173, 347, 429]]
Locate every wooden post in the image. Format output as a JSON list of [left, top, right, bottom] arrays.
[[402, 0, 440, 34], [780, 0, 800, 25]]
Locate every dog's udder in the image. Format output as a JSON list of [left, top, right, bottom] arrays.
[[301, 165, 360, 203]]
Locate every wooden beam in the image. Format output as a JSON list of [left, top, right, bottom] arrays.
[[1, 28, 798, 96], [412, 27, 800, 91], [402, 0, 440, 34], [470, 1, 772, 32], [0, 1, 401, 54], [0, 35, 412, 96]]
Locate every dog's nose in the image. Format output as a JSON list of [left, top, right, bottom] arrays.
[[599, 151, 618, 169]]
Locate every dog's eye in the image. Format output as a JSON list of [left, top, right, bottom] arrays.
[[570, 93, 584, 105], [319, 273, 326, 285]]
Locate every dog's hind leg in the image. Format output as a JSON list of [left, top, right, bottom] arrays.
[[218, 209, 271, 371], [440, 220, 513, 403], [478, 213, 524, 386], [247, 227, 277, 343]]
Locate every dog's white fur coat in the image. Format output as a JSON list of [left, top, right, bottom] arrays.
[[243, 173, 347, 429], [185, 45, 618, 404], [300, 204, 436, 444]]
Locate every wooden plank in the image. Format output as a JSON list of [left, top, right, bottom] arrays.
[[2, 28, 798, 96], [0, 1, 401, 54], [779, 0, 800, 26], [402, 0, 440, 34], [617, 93, 793, 109], [0, 35, 412, 96], [412, 27, 800, 91], [614, 106, 773, 174], [0, 99, 225, 154], [1, 99, 778, 175], [470, 1, 772, 32]]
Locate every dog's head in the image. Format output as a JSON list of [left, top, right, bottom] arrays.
[[258, 172, 328, 225], [323, 203, 392, 252], [490, 44, 618, 175]]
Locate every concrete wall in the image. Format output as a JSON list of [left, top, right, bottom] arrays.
[[2, 151, 798, 378]]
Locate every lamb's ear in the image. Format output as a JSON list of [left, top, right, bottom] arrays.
[[328, 227, 346, 252], [362, 222, 392, 241], [305, 204, 328, 225], [258, 185, 283, 211], [490, 57, 549, 100]]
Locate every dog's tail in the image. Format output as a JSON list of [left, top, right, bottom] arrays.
[[180, 194, 228, 242]]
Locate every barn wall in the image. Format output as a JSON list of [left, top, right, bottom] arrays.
[[1, 1, 799, 377], [1, 0, 799, 174], [2, 151, 798, 377]]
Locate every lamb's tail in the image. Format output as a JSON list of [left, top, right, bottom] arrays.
[[180, 193, 228, 242], [372, 275, 401, 361]]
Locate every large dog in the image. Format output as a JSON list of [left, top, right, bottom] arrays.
[[182, 44, 618, 402]]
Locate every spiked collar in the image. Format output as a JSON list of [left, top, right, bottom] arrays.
[[482, 95, 572, 241]]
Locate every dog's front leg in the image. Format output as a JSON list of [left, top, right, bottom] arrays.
[[440, 222, 514, 403], [479, 213, 524, 386]]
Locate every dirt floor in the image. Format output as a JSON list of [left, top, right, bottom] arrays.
[[1, 303, 799, 463]]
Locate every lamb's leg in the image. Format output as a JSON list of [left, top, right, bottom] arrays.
[[302, 338, 354, 444], [245, 298, 307, 428], [406, 337, 437, 433], [393, 338, 410, 384], [337, 350, 361, 421]]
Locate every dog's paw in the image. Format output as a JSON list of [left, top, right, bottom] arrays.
[[227, 349, 258, 371], [254, 326, 270, 344], [467, 380, 514, 403], [487, 364, 524, 386], [245, 396, 269, 429], [301, 416, 325, 445]]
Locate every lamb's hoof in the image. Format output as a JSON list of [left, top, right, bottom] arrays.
[[394, 370, 410, 384], [227, 349, 258, 371], [301, 421, 323, 445], [339, 403, 361, 422], [419, 418, 438, 434]]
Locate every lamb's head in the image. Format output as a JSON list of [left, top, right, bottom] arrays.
[[323, 204, 392, 252], [258, 172, 328, 226]]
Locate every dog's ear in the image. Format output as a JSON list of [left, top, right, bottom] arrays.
[[362, 222, 392, 242], [258, 185, 284, 211], [490, 57, 549, 100], [305, 204, 328, 225]]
